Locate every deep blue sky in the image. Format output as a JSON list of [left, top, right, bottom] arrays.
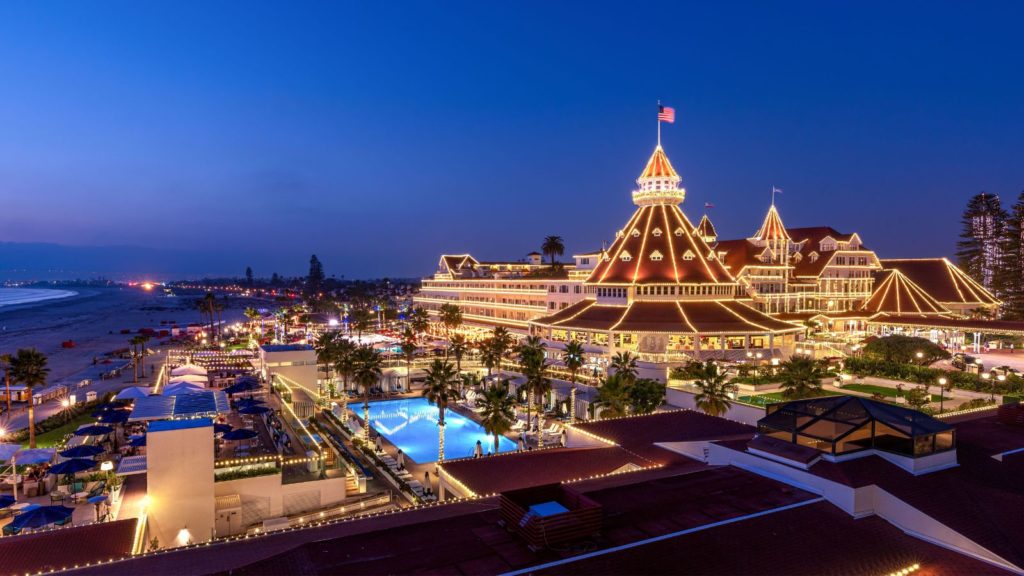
[[1, 1, 1022, 279]]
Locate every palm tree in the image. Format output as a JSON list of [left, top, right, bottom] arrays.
[[203, 292, 217, 339], [9, 348, 50, 448], [349, 306, 374, 343], [244, 307, 261, 342], [333, 338, 357, 420], [491, 326, 514, 375], [779, 356, 827, 399], [610, 351, 638, 383], [595, 373, 630, 419], [563, 340, 585, 421], [517, 336, 548, 432], [422, 359, 458, 462], [352, 345, 383, 442], [460, 372, 483, 398], [408, 306, 430, 338], [315, 332, 340, 397], [477, 383, 516, 455], [138, 334, 151, 379], [541, 235, 565, 266], [480, 338, 500, 378], [129, 336, 145, 383], [0, 353, 11, 415], [438, 303, 463, 343], [449, 334, 468, 374], [692, 361, 733, 418], [399, 327, 418, 392]]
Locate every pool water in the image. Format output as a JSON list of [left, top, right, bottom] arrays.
[[366, 397, 517, 463]]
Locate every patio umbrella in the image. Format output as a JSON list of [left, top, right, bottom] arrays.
[[48, 458, 97, 476], [13, 448, 55, 465], [224, 380, 262, 395], [115, 386, 152, 401], [0, 495, 14, 509], [59, 445, 104, 459], [213, 423, 234, 434], [222, 429, 258, 441], [11, 505, 74, 530], [238, 405, 271, 415], [235, 398, 266, 406], [128, 435, 147, 447], [73, 425, 114, 437]]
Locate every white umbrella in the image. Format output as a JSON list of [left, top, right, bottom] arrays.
[[168, 374, 207, 385], [171, 364, 207, 377], [116, 386, 153, 401]]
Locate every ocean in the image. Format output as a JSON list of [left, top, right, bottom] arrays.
[[0, 287, 78, 308]]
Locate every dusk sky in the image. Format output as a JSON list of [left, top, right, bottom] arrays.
[[1, 1, 1022, 279]]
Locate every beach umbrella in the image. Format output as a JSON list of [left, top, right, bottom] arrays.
[[48, 458, 97, 476], [116, 387, 152, 401], [236, 398, 266, 406], [238, 405, 271, 415], [0, 495, 14, 509], [128, 435, 147, 447], [11, 505, 74, 530], [222, 429, 258, 441], [224, 380, 262, 395], [213, 423, 233, 434], [13, 448, 56, 465], [73, 425, 114, 437], [59, 445, 104, 459]]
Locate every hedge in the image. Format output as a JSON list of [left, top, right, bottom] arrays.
[[844, 357, 1024, 395]]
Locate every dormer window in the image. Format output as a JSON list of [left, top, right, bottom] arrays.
[[631, 229, 641, 238], [650, 250, 664, 261], [809, 251, 819, 263], [674, 227, 684, 236], [652, 227, 663, 237], [707, 251, 716, 261], [682, 250, 695, 261], [616, 230, 625, 238], [620, 251, 633, 262], [792, 252, 803, 262]]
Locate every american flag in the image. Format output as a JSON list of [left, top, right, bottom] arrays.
[[704, 202, 715, 209], [658, 105, 675, 123]]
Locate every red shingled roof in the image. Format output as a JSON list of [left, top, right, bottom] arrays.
[[0, 519, 137, 575], [882, 258, 1000, 306], [639, 145, 679, 179], [588, 204, 733, 285], [861, 269, 950, 316], [532, 300, 802, 335]]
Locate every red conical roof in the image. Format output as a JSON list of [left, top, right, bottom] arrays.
[[752, 204, 790, 242], [639, 145, 679, 180], [587, 204, 733, 285]]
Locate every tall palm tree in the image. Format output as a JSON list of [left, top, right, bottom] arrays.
[[349, 306, 374, 343], [408, 306, 430, 338], [692, 361, 733, 418], [491, 326, 514, 375], [138, 334, 150, 379], [779, 356, 827, 400], [563, 340, 585, 421], [610, 351, 638, 382], [315, 332, 340, 397], [477, 383, 516, 455], [541, 235, 565, 266], [203, 292, 217, 339], [449, 334, 468, 374], [9, 348, 50, 448], [0, 353, 11, 415], [352, 345, 383, 442], [422, 359, 458, 462], [517, 336, 548, 432], [480, 338, 500, 378], [399, 328, 418, 393], [333, 338, 357, 420], [244, 307, 261, 342], [438, 303, 463, 344], [128, 336, 144, 383]]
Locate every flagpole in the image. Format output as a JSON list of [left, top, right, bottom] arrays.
[[657, 100, 661, 147]]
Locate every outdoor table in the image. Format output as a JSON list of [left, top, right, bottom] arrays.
[[73, 491, 89, 503]]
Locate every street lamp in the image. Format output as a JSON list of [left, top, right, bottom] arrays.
[[938, 377, 948, 413]]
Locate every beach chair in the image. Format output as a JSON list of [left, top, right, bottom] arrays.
[[510, 420, 525, 431]]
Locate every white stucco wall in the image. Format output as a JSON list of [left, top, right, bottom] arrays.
[[147, 422, 216, 548]]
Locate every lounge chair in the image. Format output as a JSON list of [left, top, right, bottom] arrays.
[[510, 420, 525, 431], [88, 480, 106, 498]]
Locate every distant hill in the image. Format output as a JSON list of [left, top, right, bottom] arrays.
[[0, 242, 243, 281]]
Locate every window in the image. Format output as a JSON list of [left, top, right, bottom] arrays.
[[631, 229, 641, 237], [674, 227, 684, 236], [620, 251, 633, 262], [650, 250, 664, 261], [683, 250, 695, 261], [652, 227, 663, 237]]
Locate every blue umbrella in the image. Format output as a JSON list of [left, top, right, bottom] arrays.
[[48, 458, 97, 476], [73, 425, 114, 437], [235, 398, 266, 406], [13, 448, 55, 465], [0, 495, 15, 509], [87, 494, 107, 505], [224, 380, 262, 395], [59, 445, 104, 459], [11, 505, 74, 530], [213, 423, 234, 434], [128, 435, 147, 447], [238, 405, 271, 415], [222, 429, 258, 441]]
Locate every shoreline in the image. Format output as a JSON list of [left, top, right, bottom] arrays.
[[0, 288, 82, 311]]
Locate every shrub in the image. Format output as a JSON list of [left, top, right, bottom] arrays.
[[862, 335, 950, 365]]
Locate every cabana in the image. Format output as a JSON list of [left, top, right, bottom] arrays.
[[171, 364, 208, 377]]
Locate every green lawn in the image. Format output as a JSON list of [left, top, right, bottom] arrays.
[[737, 390, 839, 407], [841, 383, 947, 403], [24, 412, 96, 448]]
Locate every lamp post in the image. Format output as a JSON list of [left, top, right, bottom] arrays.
[[938, 377, 948, 413]]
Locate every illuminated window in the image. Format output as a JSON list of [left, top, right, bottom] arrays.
[[620, 251, 633, 262], [674, 227, 684, 236], [631, 229, 641, 238], [683, 250, 695, 261], [652, 227, 662, 237], [650, 250, 664, 261]]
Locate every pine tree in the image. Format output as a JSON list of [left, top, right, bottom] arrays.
[[957, 192, 1007, 293], [245, 266, 254, 286], [999, 191, 1024, 319], [307, 255, 326, 295]]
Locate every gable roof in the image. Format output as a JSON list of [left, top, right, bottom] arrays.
[[695, 214, 717, 239], [861, 269, 950, 316]]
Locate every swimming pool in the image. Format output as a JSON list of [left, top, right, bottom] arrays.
[[366, 397, 517, 463]]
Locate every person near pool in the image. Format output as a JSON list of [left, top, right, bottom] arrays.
[[474, 440, 483, 458]]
